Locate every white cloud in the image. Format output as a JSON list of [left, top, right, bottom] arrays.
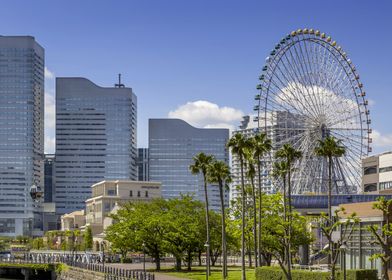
[[44, 67, 54, 79], [168, 100, 244, 130], [371, 130, 392, 149]]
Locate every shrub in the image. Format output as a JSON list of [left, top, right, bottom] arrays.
[[256, 266, 378, 280]]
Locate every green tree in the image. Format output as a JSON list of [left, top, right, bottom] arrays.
[[252, 133, 272, 266], [319, 208, 358, 280], [227, 133, 251, 280], [106, 199, 167, 269], [207, 159, 231, 279], [260, 193, 312, 279], [84, 226, 93, 250], [314, 135, 345, 272], [244, 148, 258, 268], [367, 197, 392, 280], [275, 144, 302, 280], [190, 152, 214, 276], [164, 196, 205, 271]]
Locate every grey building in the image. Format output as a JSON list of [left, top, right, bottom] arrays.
[[149, 119, 229, 211], [55, 78, 137, 215], [44, 154, 55, 203], [137, 148, 149, 181], [0, 36, 44, 237]]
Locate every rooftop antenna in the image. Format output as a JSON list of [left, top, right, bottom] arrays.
[[115, 73, 125, 88]]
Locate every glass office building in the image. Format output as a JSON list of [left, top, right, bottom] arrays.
[[137, 148, 149, 181], [149, 119, 229, 211], [55, 78, 137, 215], [0, 36, 44, 236]]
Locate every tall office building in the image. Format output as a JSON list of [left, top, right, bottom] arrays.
[[149, 119, 229, 211], [55, 77, 137, 215], [137, 148, 149, 181], [0, 36, 44, 236], [44, 154, 55, 203]]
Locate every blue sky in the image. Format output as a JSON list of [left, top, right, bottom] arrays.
[[1, 1, 391, 153]]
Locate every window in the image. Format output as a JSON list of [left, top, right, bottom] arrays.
[[137, 191, 141, 197], [145, 191, 148, 198], [129, 190, 133, 197], [379, 181, 392, 190], [364, 184, 377, 192], [107, 189, 115, 196], [379, 166, 392, 173], [364, 166, 377, 175]]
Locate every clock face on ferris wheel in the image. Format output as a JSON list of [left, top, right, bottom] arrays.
[[254, 28, 371, 194]]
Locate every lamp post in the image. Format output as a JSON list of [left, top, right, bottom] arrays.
[[340, 243, 347, 280], [142, 242, 146, 273], [204, 242, 210, 280], [100, 241, 106, 271]]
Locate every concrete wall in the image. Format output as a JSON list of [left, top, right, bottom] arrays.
[[58, 267, 105, 280]]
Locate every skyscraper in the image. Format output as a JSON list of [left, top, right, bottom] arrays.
[[55, 77, 137, 215], [149, 119, 229, 211], [0, 36, 44, 237], [137, 148, 149, 181]]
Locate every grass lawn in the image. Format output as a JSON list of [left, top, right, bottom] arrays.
[[159, 266, 255, 280]]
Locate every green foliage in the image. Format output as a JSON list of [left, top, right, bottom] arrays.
[[31, 238, 44, 250], [55, 263, 69, 274], [0, 262, 54, 271], [256, 267, 378, 280], [84, 226, 93, 250]]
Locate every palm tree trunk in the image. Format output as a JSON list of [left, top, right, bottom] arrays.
[[257, 160, 263, 266], [251, 176, 258, 267], [218, 180, 228, 279], [203, 173, 211, 277], [328, 156, 333, 279], [240, 157, 246, 280], [287, 169, 292, 280]]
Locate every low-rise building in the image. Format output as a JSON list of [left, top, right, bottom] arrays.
[[362, 152, 392, 192], [85, 180, 161, 235], [61, 210, 86, 231]]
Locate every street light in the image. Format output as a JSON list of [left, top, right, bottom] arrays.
[[142, 242, 146, 273], [100, 241, 106, 272], [204, 242, 210, 280], [340, 243, 347, 280]]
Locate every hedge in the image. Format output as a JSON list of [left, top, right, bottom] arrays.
[[256, 266, 378, 280]]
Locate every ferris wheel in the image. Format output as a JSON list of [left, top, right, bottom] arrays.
[[254, 28, 371, 194]]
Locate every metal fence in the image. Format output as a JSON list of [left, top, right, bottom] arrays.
[[0, 258, 154, 280]]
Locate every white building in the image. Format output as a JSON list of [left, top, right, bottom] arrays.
[[362, 151, 392, 193], [230, 116, 272, 202]]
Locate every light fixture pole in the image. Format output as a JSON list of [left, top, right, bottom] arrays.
[[142, 242, 146, 273], [204, 242, 210, 280], [340, 243, 347, 280]]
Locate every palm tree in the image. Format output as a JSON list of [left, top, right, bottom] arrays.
[[227, 133, 250, 280], [275, 144, 302, 279], [252, 133, 272, 265], [245, 146, 258, 268], [272, 161, 290, 279], [190, 152, 215, 277], [314, 136, 345, 280], [207, 160, 231, 279]]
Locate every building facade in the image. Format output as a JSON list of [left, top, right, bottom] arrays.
[[137, 148, 149, 181], [44, 154, 55, 203], [362, 152, 392, 192], [149, 119, 229, 211], [85, 180, 161, 235], [0, 36, 44, 237], [55, 78, 137, 215]]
